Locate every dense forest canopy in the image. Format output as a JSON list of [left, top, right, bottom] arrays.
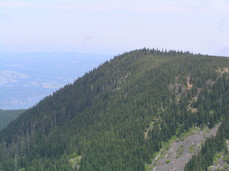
[[0, 48, 228, 170]]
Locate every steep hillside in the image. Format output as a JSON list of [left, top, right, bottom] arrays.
[[0, 109, 26, 130], [0, 49, 228, 170]]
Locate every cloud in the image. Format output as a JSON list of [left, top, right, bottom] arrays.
[[9, 98, 25, 105], [25, 80, 62, 89], [41, 82, 62, 89], [0, 70, 28, 85]]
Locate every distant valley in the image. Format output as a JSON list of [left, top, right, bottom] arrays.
[[0, 52, 112, 109]]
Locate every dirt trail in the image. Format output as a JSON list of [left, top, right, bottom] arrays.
[[151, 124, 220, 171]]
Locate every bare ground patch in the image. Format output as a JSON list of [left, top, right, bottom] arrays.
[[148, 124, 220, 171], [208, 139, 229, 171], [208, 152, 229, 171], [216, 68, 229, 74]]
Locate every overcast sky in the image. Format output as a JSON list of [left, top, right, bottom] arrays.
[[1, 0, 229, 56]]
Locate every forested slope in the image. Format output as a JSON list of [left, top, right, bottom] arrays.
[[0, 109, 26, 130], [0, 49, 228, 170]]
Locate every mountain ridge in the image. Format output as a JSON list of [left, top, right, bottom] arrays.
[[0, 48, 228, 170]]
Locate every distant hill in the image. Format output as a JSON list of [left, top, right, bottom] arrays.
[[0, 109, 26, 130], [0, 49, 228, 170]]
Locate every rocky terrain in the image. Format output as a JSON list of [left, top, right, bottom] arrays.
[[208, 140, 229, 171], [148, 124, 221, 171]]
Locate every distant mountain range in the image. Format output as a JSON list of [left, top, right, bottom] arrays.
[[0, 49, 228, 170], [0, 52, 113, 109]]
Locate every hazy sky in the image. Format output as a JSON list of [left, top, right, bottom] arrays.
[[1, 0, 229, 56]]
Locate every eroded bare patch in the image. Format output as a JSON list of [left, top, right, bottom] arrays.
[[216, 68, 229, 74], [148, 124, 221, 171]]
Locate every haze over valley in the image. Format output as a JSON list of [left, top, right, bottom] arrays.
[[0, 52, 112, 109]]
